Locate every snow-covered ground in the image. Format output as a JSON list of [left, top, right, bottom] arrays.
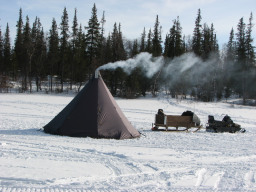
[[0, 93, 256, 191]]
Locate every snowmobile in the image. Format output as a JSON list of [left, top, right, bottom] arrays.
[[152, 109, 202, 132], [206, 115, 246, 133]]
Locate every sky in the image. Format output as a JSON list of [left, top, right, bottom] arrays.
[[0, 0, 255, 49]]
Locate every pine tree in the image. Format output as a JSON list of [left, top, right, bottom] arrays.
[[85, 3, 101, 75], [192, 9, 202, 56], [152, 15, 162, 57], [59, 7, 69, 92]]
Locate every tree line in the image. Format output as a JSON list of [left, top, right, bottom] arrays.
[[0, 5, 255, 104]]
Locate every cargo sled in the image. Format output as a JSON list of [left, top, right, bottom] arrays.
[[206, 115, 246, 133], [152, 109, 202, 132]]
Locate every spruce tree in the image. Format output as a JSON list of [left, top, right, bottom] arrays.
[[99, 11, 106, 66], [224, 28, 236, 97], [0, 26, 4, 73], [174, 17, 185, 56], [201, 23, 211, 60], [140, 27, 146, 52], [75, 24, 87, 89], [236, 17, 247, 102], [131, 39, 139, 57], [85, 3, 101, 75], [3, 23, 11, 73], [210, 24, 219, 52], [245, 13, 255, 99], [22, 15, 32, 91], [165, 22, 175, 58], [111, 23, 126, 62], [163, 34, 170, 57], [164, 17, 184, 58], [104, 33, 112, 64], [227, 28, 236, 61], [70, 8, 79, 89], [107, 23, 126, 95], [59, 7, 69, 92], [152, 15, 162, 57], [117, 23, 126, 60], [30, 17, 39, 77], [48, 18, 59, 92], [146, 28, 153, 53], [100, 11, 106, 39], [192, 9, 202, 56], [33, 19, 46, 92], [14, 8, 24, 80], [245, 13, 255, 67]]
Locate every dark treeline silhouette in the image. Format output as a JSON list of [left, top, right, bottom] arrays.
[[0, 5, 255, 104]]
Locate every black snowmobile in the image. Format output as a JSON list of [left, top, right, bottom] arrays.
[[206, 115, 246, 133]]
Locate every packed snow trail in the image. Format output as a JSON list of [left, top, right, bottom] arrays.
[[0, 94, 256, 191]]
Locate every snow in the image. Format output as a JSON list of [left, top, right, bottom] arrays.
[[0, 93, 256, 191]]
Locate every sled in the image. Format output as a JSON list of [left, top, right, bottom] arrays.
[[152, 109, 202, 132], [206, 115, 246, 133]]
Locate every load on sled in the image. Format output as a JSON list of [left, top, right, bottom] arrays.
[[206, 115, 246, 133], [152, 109, 202, 132]]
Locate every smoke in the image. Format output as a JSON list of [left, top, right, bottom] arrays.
[[163, 52, 219, 85], [97, 52, 164, 78], [97, 51, 220, 87]]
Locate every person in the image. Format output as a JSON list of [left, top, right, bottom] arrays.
[[157, 109, 164, 116]]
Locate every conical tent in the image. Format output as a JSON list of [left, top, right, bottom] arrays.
[[44, 72, 140, 139]]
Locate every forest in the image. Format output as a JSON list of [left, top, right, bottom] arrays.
[[0, 4, 255, 104]]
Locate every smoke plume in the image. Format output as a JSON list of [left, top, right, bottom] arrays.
[[97, 51, 220, 86], [97, 52, 164, 78]]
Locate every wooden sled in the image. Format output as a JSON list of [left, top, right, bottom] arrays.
[[152, 111, 202, 132]]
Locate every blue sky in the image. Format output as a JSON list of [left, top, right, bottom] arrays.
[[0, 0, 255, 48]]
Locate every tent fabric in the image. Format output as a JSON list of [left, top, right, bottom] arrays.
[[44, 73, 140, 139]]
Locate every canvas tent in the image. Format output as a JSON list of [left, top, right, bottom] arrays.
[[44, 72, 140, 139]]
